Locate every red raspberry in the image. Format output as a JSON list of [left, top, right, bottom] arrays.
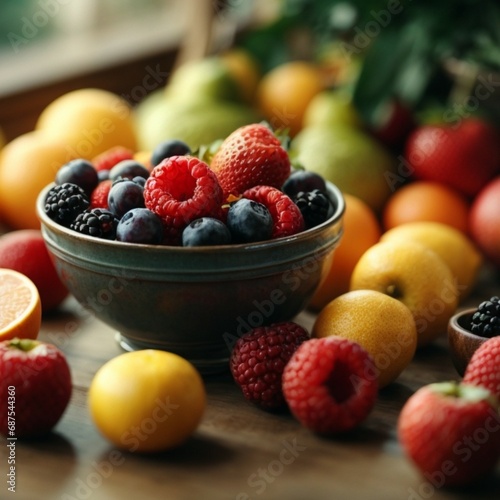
[[144, 155, 224, 245], [243, 185, 305, 239], [463, 336, 500, 399], [283, 337, 378, 433], [210, 123, 291, 197], [92, 146, 134, 172], [230, 322, 309, 410], [90, 179, 112, 209]]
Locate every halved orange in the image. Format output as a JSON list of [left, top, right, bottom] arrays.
[[0, 268, 41, 341]]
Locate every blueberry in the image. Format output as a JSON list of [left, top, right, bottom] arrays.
[[109, 160, 150, 182], [182, 217, 231, 247], [56, 159, 98, 196], [151, 139, 191, 166], [282, 170, 327, 198], [116, 208, 164, 244], [98, 169, 110, 182], [108, 180, 145, 218], [226, 199, 273, 243]]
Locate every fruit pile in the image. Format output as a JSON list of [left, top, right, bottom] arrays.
[[42, 123, 337, 246]]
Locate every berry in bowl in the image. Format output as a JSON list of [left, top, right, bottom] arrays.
[[447, 296, 500, 376], [37, 125, 345, 373]]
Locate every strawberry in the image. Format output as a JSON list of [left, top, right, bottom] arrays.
[[404, 118, 500, 198], [0, 338, 72, 438], [463, 336, 500, 399], [282, 336, 378, 434], [210, 123, 291, 198], [398, 381, 500, 487]]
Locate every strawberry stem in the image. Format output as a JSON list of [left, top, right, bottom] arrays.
[[8, 338, 39, 352]]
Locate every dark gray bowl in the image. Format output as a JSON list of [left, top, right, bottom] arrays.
[[37, 183, 345, 373]]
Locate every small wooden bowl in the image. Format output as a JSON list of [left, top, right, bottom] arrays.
[[447, 308, 489, 376]]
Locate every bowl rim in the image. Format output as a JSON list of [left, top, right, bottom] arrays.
[[36, 181, 345, 253], [448, 307, 484, 340]]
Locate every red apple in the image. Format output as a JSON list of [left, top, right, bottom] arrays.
[[470, 177, 500, 268]]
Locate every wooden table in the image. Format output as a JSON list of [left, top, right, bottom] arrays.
[[6, 267, 500, 500]]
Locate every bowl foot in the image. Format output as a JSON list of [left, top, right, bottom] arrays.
[[114, 333, 230, 375]]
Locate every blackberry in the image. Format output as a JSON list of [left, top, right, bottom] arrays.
[[71, 209, 118, 239], [470, 296, 500, 338], [293, 189, 335, 229], [44, 183, 90, 227]]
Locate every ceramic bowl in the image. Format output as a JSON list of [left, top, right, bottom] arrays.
[[37, 182, 344, 373], [447, 308, 489, 376]]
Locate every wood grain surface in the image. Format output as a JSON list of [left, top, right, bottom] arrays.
[[4, 266, 500, 500]]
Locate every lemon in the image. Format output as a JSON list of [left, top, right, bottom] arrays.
[[88, 350, 206, 453], [380, 222, 482, 301], [313, 290, 417, 388], [350, 240, 459, 347]]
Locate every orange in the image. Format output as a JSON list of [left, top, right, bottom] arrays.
[[381, 222, 482, 301], [0, 268, 41, 341], [383, 181, 470, 234], [350, 240, 458, 347], [36, 88, 137, 160], [313, 290, 417, 388], [88, 350, 206, 453], [0, 131, 76, 230], [256, 61, 325, 136], [309, 194, 381, 311]]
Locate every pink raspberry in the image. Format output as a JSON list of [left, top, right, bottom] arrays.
[[230, 322, 310, 410], [283, 337, 378, 433], [242, 185, 305, 239], [144, 156, 223, 245]]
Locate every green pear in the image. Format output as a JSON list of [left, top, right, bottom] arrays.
[[303, 90, 363, 129], [165, 57, 242, 104], [135, 91, 261, 151], [291, 124, 395, 212]]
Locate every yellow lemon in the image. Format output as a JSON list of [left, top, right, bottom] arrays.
[[380, 221, 482, 301], [313, 289, 417, 388], [350, 240, 458, 347], [88, 350, 206, 453]]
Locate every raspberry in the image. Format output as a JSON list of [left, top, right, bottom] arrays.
[[144, 155, 224, 245], [44, 183, 90, 227], [229, 322, 310, 410], [463, 336, 500, 399], [90, 180, 112, 209], [470, 296, 500, 338], [283, 337, 378, 433], [92, 146, 134, 172], [242, 185, 305, 239], [70, 208, 119, 239]]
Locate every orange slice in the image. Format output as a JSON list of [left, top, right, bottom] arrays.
[[0, 268, 41, 341]]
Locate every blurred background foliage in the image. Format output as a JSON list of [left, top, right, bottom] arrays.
[[237, 0, 500, 124]]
